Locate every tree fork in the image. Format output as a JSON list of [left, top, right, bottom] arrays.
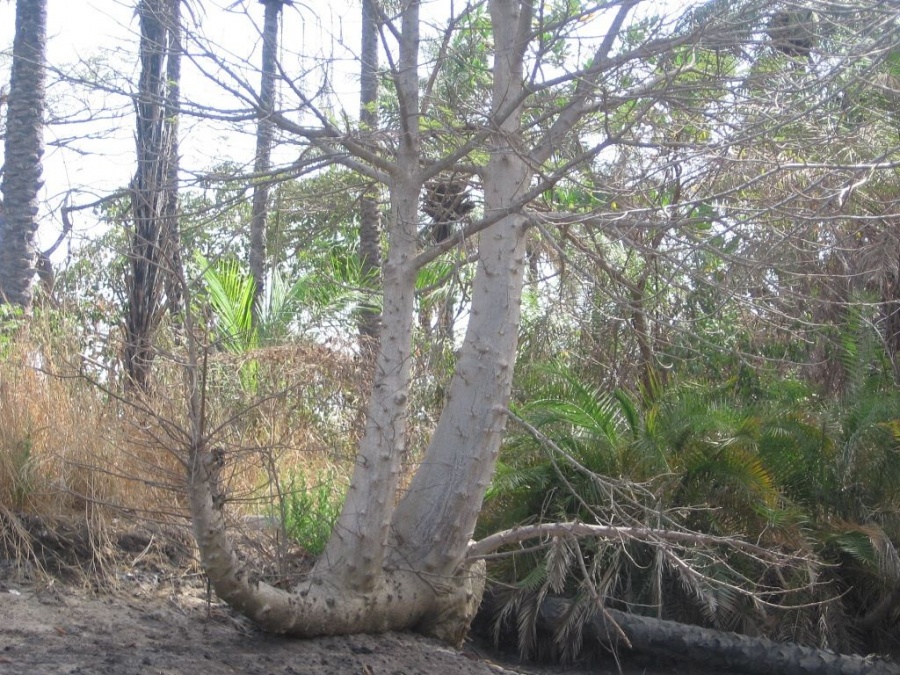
[[188, 437, 483, 643]]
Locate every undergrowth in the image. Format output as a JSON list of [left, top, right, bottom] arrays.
[[279, 464, 346, 556], [0, 313, 366, 578]]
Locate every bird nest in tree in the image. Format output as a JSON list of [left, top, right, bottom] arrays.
[[422, 177, 476, 226], [767, 7, 817, 58]]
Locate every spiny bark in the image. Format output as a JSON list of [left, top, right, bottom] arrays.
[[317, 0, 421, 593], [192, 0, 483, 643], [188, 437, 483, 643], [0, 0, 47, 311], [389, 0, 533, 577]]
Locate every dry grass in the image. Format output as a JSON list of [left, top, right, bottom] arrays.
[[0, 318, 368, 582]]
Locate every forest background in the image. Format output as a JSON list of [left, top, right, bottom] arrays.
[[1, 0, 899, 670]]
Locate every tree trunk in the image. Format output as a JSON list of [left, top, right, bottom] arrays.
[[125, 0, 180, 390], [249, 0, 283, 325], [0, 0, 47, 312], [388, 0, 533, 577], [318, 0, 422, 592], [161, 0, 183, 317], [356, 0, 383, 346], [533, 596, 900, 675]]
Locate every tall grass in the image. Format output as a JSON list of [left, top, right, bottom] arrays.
[[0, 314, 368, 578]]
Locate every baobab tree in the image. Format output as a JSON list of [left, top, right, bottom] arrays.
[[174, 0, 898, 671]]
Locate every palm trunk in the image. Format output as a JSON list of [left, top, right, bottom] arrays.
[[357, 0, 383, 346], [249, 0, 283, 325], [125, 0, 180, 390], [162, 0, 183, 317], [0, 0, 47, 312], [534, 597, 900, 675]]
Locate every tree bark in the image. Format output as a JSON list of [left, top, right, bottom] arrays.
[[125, 0, 180, 390], [533, 596, 900, 675], [317, 0, 421, 594], [249, 0, 284, 325], [161, 0, 183, 317], [357, 0, 383, 346], [389, 0, 534, 578], [0, 0, 47, 312]]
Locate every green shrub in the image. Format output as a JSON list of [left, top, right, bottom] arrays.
[[279, 466, 345, 556]]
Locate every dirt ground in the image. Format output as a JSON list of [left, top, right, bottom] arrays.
[[0, 519, 722, 675]]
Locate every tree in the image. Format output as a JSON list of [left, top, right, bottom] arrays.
[[248, 0, 288, 326], [0, 0, 47, 311], [124, 0, 182, 389], [185, 0, 774, 642]]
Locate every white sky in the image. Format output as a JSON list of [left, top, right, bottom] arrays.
[[0, 0, 365, 253], [1, 0, 677, 256]]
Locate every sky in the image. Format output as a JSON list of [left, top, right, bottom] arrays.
[[0, 0, 365, 255], [1, 0, 680, 258]]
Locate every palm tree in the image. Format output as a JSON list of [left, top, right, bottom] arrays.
[[125, 0, 182, 390], [249, 0, 289, 326], [0, 0, 47, 311]]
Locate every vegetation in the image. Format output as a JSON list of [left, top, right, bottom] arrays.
[[280, 464, 347, 557], [1, 0, 899, 670], [483, 342, 900, 654]]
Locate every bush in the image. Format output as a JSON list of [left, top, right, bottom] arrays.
[[279, 465, 346, 556]]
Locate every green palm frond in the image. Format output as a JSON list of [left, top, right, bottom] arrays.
[[485, 460, 553, 500], [826, 528, 880, 569], [198, 253, 257, 352], [824, 523, 900, 582]]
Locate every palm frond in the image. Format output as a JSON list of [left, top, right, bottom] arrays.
[[198, 253, 257, 352]]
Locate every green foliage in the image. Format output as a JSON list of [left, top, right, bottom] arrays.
[[279, 465, 346, 557], [198, 250, 373, 354], [0, 303, 27, 357], [483, 355, 900, 651], [200, 254, 257, 352]]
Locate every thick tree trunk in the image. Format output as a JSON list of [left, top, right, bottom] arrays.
[[533, 597, 900, 675], [0, 0, 47, 312], [317, 0, 421, 594], [187, 403, 483, 643]]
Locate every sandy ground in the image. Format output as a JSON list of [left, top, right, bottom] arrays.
[[0, 519, 723, 675], [1, 578, 729, 675]]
